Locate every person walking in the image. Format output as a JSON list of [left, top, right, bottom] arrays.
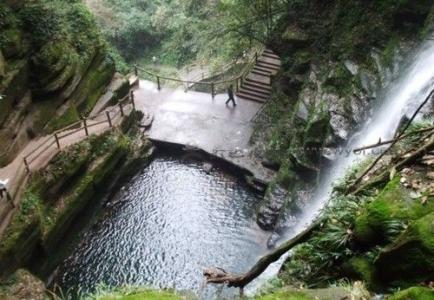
[[225, 85, 236, 107]]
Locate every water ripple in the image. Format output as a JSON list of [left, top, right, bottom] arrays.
[[54, 156, 267, 298]]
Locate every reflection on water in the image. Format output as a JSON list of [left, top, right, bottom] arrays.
[[54, 155, 268, 298]]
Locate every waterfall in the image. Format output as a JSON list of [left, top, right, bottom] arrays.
[[248, 39, 434, 294]]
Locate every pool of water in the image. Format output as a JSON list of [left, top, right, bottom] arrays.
[[54, 155, 269, 298]]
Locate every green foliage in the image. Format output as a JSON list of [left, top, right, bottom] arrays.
[[88, 0, 264, 70], [81, 286, 184, 300], [282, 193, 362, 286]]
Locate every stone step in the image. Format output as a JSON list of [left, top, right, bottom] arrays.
[[245, 75, 271, 86], [254, 65, 273, 74], [257, 61, 280, 71], [251, 68, 271, 77], [241, 83, 271, 97], [239, 87, 270, 99], [236, 91, 267, 103], [243, 80, 272, 92], [262, 51, 280, 60], [258, 58, 281, 68]]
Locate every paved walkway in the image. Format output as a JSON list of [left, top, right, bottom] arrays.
[[134, 80, 276, 183]]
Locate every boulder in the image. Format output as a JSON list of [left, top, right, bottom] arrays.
[[257, 185, 289, 231]]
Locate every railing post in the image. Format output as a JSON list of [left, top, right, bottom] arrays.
[[157, 76, 161, 90], [83, 118, 89, 136], [236, 78, 239, 93], [211, 82, 215, 99], [106, 111, 113, 128], [23, 157, 30, 173], [134, 65, 138, 76], [255, 52, 258, 63], [119, 101, 124, 117], [130, 91, 136, 110], [54, 133, 61, 149]]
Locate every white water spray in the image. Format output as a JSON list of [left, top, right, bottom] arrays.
[[248, 39, 434, 294]]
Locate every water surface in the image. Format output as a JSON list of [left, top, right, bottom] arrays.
[[55, 155, 268, 298]]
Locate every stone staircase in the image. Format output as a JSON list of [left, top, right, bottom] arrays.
[[236, 49, 281, 103]]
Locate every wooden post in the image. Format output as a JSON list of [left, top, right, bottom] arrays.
[[255, 52, 258, 63], [83, 118, 89, 136], [157, 76, 161, 90], [106, 111, 113, 128], [119, 102, 124, 117], [130, 91, 136, 110], [134, 65, 138, 76], [211, 82, 215, 99], [54, 133, 61, 149], [236, 78, 239, 93], [23, 157, 30, 173]]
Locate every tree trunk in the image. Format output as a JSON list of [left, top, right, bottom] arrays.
[[204, 219, 321, 288]]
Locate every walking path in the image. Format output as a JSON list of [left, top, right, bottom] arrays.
[[0, 48, 282, 237], [0, 103, 131, 237], [134, 80, 276, 184], [133, 48, 282, 183]]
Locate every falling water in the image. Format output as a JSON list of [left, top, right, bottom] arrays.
[[249, 39, 434, 294]]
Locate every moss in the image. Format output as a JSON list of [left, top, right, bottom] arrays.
[[255, 289, 314, 300], [342, 257, 376, 289], [46, 104, 80, 131], [99, 290, 183, 300], [375, 212, 434, 286], [388, 287, 434, 300], [353, 176, 433, 246], [74, 50, 115, 115], [255, 287, 356, 300]]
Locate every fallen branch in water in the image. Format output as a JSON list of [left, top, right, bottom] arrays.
[[203, 219, 321, 292], [347, 89, 434, 194]]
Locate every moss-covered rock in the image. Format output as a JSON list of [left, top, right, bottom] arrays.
[[353, 177, 433, 246], [341, 256, 377, 290], [98, 289, 184, 300], [0, 0, 117, 162], [375, 212, 434, 286], [388, 286, 434, 300], [255, 286, 368, 300]]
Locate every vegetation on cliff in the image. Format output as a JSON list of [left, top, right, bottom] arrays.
[[0, 0, 115, 165]]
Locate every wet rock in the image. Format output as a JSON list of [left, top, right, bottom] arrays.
[[344, 60, 359, 76], [257, 185, 289, 231], [202, 162, 213, 173], [261, 159, 281, 171]]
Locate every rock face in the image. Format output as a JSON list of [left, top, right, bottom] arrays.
[[0, 1, 116, 166], [0, 132, 153, 276], [257, 185, 289, 231]]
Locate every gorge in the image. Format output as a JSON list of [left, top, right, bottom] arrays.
[[1, 1, 434, 300]]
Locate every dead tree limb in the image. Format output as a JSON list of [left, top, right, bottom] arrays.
[[204, 219, 321, 288], [347, 89, 434, 194], [352, 136, 434, 195], [353, 126, 434, 152]]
